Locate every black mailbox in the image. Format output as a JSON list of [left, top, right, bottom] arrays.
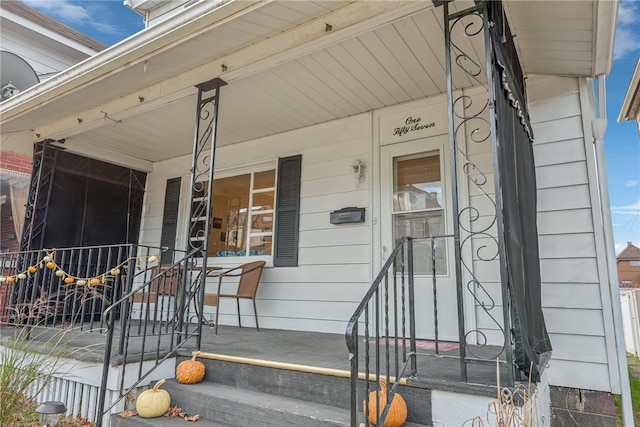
[[330, 207, 365, 224]]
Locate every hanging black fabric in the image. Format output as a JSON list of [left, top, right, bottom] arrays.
[[41, 148, 146, 248], [17, 143, 147, 321], [488, 1, 552, 381]]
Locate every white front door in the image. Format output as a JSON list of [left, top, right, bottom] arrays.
[[380, 136, 459, 341]]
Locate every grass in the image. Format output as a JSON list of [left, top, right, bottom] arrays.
[[0, 327, 71, 424], [0, 278, 107, 426], [615, 353, 640, 426]]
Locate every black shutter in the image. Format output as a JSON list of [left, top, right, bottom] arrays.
[[160, 177, 181, 264], [274, 155, 301, 267]]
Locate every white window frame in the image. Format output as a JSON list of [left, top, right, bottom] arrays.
[[204, 162, 277, 266]]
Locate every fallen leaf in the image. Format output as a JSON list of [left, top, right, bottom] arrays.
[[165, 405, 183, 417], [119, 411, 136, 417], [184, 414, 200, 422]]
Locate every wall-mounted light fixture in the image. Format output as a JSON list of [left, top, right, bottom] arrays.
[[351, 159, 365, 185]]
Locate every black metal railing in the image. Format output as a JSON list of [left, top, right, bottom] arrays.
[[95, 248, 205, 426], [346, 233, 510, 426], [0, 244, 168, 331], [345, 237, 416, 427], [0, 244, 206, 425]]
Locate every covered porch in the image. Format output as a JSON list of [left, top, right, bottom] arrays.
[[0, 0, 620, 426]]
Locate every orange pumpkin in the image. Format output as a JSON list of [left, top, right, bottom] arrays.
[[28, 266, 37, 273], [363, 380, 407, 427], [46, 261, 56, 269], [64, 277, 74, 284], [176, 351, 205, 384]]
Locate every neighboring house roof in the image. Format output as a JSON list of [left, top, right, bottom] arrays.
[[618, 57, 640, 127], [0, 0, 107, 52], [617, 242, 640, 261]]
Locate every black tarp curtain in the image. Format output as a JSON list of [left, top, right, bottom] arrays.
[[488, 1, 552, 381], [24, 143, 147, 250]]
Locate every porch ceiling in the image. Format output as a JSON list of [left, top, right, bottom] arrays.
[[0, 0, 616, 171]]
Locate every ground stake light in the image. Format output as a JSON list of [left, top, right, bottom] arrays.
[[35, 401, 67, 427]]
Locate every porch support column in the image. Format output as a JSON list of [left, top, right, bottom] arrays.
[[180, 77, 226, 347], [442, 1, 516, 386], [443, 0, 468, 383]]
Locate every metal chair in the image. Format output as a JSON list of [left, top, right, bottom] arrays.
[[212, 260, 266, 335]]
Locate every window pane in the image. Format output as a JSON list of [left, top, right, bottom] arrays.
[[394, 155, 442, 212], [251, 212, 273, 234], [252, 191, 274, 210], [209, 174, 250, 257], [393, 153, 446, 274], [254, 170, 275, 190], [250, 235, 272, 256], [207, 170, 275, 258], [394, 211, 447, 274]]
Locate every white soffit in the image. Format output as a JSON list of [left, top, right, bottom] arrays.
[[0, 0, 619, 168], [504, 0, 617, 77]]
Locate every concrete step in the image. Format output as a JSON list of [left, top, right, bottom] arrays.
[[163, 379, 351, 426], [112, 354, 432, 427], [179, 352, 433, 424], [111, 413, 229, 427]]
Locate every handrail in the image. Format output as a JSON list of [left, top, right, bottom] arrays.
[[345, 237, 415, 427], [345, 238, 408, 339], [96, 248, 201, 426]]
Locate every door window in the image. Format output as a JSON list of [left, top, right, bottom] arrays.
[[393, 153, 447, 274]]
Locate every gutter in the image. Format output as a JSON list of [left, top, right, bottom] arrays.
[[592, 75, 634, 427], [593, 0, 618, 77], [0, 0, 261, 124]]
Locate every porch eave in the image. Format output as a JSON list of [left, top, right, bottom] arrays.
[[0, 0, 619, 169]]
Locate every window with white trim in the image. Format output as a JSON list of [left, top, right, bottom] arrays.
[[186, 155, 301, 265], [208, 169, 275, 258]]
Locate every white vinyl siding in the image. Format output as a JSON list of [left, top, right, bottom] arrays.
[[140, 114, 372, 334], [528, 75, 614, 392], [138, 78, 619, 393]]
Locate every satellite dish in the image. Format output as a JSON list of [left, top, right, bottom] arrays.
[[1, 51, 40, 101]]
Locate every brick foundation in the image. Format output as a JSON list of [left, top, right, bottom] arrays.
[[550, 386, 616, 426]]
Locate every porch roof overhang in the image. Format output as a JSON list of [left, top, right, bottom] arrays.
[[0, 0, 618, 172]]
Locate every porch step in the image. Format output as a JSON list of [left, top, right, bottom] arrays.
[[163, 379, 351, 426], [111, 352, 432, 427], [111, 414, 229, 427]]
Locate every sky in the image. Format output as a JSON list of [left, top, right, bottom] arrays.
[[16, 0, 640, 253]]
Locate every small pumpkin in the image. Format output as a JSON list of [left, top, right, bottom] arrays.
[[176, 351, 205, 384], [363, 380, 407, 427], [135, 378, 171, 418]]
